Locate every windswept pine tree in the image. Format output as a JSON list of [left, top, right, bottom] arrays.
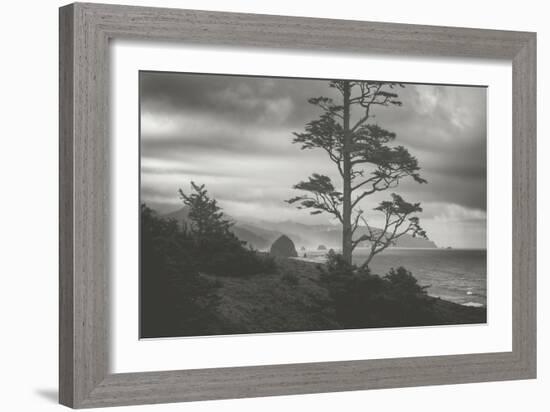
[[179, 182, 234, 242], [287, 80, 428, 267], [177, 182, 275, 277]]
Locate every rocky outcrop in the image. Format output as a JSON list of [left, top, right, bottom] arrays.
[[269, 235, 298, 258]]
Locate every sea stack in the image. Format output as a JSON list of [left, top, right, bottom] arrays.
[[269, 235, 298, 258]]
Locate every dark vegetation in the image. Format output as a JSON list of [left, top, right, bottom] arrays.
[[177, 182, 275, 277], [280, 269, 300, 286], [140, 183, 274, 338], [140, 205, 221, 338], [141, 183, 485, 338], [320, 250, 453, 328]]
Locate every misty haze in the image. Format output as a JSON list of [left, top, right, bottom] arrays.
[[139, 71, 487, 338]]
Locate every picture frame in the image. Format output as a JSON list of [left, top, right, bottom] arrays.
[[59, 2, 536, 408]]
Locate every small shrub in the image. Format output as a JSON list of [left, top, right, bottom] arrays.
[[201, 246, 276, 277], [320, 252, 436, 328], [281, 271, 300, 285]]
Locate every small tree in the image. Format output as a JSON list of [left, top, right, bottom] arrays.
[[288, 80, 428, 267], [178, 182, 275, 277], [178, 182, 233, 241]]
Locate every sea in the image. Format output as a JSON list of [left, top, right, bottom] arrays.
[[300, 248, 487, 308]]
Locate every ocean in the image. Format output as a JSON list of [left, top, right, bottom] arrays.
[[301, 248, 487, 307]]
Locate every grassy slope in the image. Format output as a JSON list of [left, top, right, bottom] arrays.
[[204, 256, 486, 335], [204, 257, 339, 334]]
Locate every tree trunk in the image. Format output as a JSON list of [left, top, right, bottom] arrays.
[[342, 81, 352, 264]]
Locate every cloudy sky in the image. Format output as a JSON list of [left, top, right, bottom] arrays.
[[140, 72, 487, 249]]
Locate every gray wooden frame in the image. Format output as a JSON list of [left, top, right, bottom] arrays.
[[59, 2, 536, 408]]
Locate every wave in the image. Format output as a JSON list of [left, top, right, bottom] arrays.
[[462, 301, 485, 308]]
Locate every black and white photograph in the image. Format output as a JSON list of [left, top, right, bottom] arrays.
[[139, 72, 487, 338], [2, 0, 544, 410]]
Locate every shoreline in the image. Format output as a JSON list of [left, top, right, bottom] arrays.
[[290, 255, 487, 309], [204, 256, 487, 336], [293, 247, 488, 253]]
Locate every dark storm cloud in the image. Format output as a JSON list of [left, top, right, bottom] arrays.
[[395, 176, 486, 211], [141, 164, 240, 178], [140, 72, 487, 247], [141, 127, 295, 158], [371, 84, 487, 185], [140, 72, 327, 128], [141, 72, 486, 210]]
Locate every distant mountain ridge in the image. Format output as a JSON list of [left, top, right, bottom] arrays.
[[160, 207, 437, 251], [256, 219, 437, 250], [162, 207, 279, 249]]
